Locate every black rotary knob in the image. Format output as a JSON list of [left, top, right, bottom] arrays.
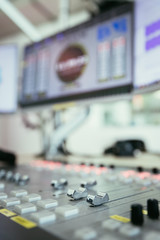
[[137, 166, 143, 172], [147, 199, 159, 219], [131, 204, 144, 226], [152, 168, 159, 174], [109, 165, 115, 169]]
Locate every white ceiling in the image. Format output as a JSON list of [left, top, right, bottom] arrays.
[[0, 0, 100, 39]]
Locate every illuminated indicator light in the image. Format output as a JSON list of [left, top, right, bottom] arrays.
[[30, 162, 36, 167], [46, 163, 56, 170], [121, 172, 130, 178], [89, 166, 95, 170], [55, 162, 62, 167], [48, 165, 55, 170], [83, 167, 91, 174], [79, 165, 86, 170], [95, 169, 102, 175], [30, 160, 62, 170], [93, 167, 104, 175], [121, 170, 136, 178], [73, 166, 81, 172], [110, 215, 130, 223], [137, 172, 151, 179], [143, 210, 148, 215], [65, 165, 72, 171], [152, 175, 160, 180], [100, 167, 108, 172], [30, 160, 42, 166]]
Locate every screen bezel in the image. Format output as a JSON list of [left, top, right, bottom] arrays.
[[133, 0, 160, 95], [20, 2, 134, 108]]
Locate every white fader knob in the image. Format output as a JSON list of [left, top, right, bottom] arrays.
[[87, 192, 109, 206], [67, 187, 88, 200], [81, 179, 97, 189], [51, 178, 68, 189]]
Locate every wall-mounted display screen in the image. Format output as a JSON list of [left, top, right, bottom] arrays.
[[134, 0, 160, 92], [20, 3, 133, 107], [0, 44, 18, 113]]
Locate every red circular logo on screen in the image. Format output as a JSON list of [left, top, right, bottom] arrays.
[[55, 44, 88, 83]]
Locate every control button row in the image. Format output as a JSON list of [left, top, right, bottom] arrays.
[[74, 227, 97, 240], [102, 219, 121, 231], [22, 193, 41, 202], [14, 202, 37, 215], [0, 192, 7, 199], [37, 199, 58, 209], [0, 169, 30, 186], [102, 219, 140, 238], [30, 210, 56, 225], [0, 197, 20, 207], [11, 189, 28, 197], [0, 193, 41, 204], [119, 224, 140, 237], [0, 183, 5, 190], [74, 222, 140, 240], [55, 205, 79, 218], [0, 189, 58, 209], [30, 205, 79, 224], [145, 231, 160, 240]]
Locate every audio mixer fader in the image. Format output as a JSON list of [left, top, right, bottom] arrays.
[[0, 160, 160, 240]]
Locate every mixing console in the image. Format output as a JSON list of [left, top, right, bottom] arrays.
[[0, 159, 160, 240]]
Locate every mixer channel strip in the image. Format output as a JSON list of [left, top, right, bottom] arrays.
[[0, 160, 160, 239]]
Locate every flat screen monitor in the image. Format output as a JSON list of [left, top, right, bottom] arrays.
[[20, 3, 133, 108], [0, 44, 18, 113], [134, 0, 160, 93]]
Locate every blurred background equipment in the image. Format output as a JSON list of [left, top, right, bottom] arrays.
[[18, 1, 133, 159], [0, 44, 18, 113], [104, 139, 146, 157], [1, 1, 160, 240], [0, 149, 16, 166]]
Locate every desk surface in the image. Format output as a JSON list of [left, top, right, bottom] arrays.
[[17, 153, 160, 170]]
